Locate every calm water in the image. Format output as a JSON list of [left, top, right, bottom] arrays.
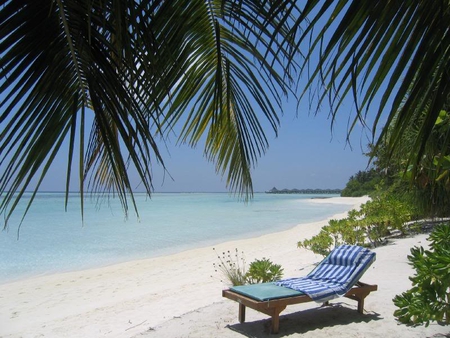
[[0, 193, 351, 283]]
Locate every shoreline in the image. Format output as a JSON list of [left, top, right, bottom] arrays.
[[0, 193, 353, 285], [0, 196, 370, 337], [0, 195, 363, 286], [4, 196, 445, 337]]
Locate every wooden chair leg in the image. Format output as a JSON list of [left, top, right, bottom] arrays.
[[357, 298, 365, 314], [271, 312, 280, 334], [268, 306, 286, 334], [239, 304, 246, 323], [345, 288, 372, 314]]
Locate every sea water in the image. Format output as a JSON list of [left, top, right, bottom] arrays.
[[0, 193, 352, 283]]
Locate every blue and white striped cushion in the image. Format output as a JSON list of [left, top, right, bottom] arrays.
[[275, 245, 375, 302]]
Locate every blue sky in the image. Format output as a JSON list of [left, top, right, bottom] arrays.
[[147, 105, 372, 193], [32, 95, 373, 193], [1, 8, 378, 194], [0, 81, 374, 195], [0, 85, 373, 194]]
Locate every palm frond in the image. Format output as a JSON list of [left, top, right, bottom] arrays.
[[158, 0, 300, 198], [0, 0, 167, 226], [296, 0, 450, 175], [0, 0, 300, 225]]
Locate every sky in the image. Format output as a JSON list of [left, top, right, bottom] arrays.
[[1, 84, 375, 194], [1, 6, 380, 195], [147, 106, 373, 193], [27, 94, 373, 194]]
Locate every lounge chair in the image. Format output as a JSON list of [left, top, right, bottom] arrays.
[[222, 245, 377, 334]]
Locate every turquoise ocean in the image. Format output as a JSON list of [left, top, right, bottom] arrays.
[[0, 193, 352, 284]]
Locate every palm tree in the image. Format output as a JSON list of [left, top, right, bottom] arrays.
[[3, 1, 449, 226], [294, 1, 450, 180], [0, 0, 300, 226]]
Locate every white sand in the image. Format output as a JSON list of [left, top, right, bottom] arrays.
[[1, 196, 448, 337]]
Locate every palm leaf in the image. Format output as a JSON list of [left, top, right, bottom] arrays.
[[296, 0, 450, 177], [0, 0, 300, 226]]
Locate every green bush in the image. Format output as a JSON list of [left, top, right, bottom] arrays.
[[298, 228, 334, 256], [393, 223, 450, 326], [246, 258, 284, 284], [340, 169, 383, 197], [298, 195, 414, 256], [212, 249, 284, 286]]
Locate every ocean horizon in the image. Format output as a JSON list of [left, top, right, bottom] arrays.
[[0, 192, 352, 284]]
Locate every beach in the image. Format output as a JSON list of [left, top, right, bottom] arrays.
[[1, 196, 448, 337]]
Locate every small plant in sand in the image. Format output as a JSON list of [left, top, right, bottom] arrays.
[[246, 258, 284, 284], [212, 248, 247, 286]]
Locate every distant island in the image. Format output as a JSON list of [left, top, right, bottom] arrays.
[[265, 187, 342, 194]]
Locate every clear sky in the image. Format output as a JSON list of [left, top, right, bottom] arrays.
[[1, 6, 382, 195], [2, 38, 378, 194], [0, 76, 376, 195], [148, 104, 373, 193], [1, 76, 376, 194], [26, 94, 373, 194]]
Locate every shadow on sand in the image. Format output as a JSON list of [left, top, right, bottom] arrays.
[[227, 302, 381, 337]]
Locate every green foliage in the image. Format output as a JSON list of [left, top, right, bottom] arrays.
[[297, 1, 450, 198], [298, 195, 414, 256], [398, 110, 450, 217], [212, 249, 284, 286], [5, 0, 450, 228], [0, 1, 300, 225], [341, 169, 384, 197], [299, 231, 334, 256], [368, 110, 450, 218], [212, 248, 247, 286], [335, 212, 367, 246], [246, 258, 284, 284], [393, 223, 450, 326], [298, 216, 366, 257], [358, 194, 412, 244]]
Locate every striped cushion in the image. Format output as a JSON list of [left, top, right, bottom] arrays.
[[276, 245, 375, 302]]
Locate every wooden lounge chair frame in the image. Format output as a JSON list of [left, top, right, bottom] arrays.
[[222, 281, 378, 334]]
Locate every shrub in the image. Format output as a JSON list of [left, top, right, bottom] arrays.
[[212, 248, 247, 286], [298, 229, 333, 256], [393, 223, 450, 326], [212, 249, 284, 285], [298, 196, 414, 256], [246, 258, 284, 284]]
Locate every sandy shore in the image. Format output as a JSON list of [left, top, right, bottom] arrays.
[[1, 196, 448, 337]]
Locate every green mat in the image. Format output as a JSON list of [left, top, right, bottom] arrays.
[[230, 283, 304, 301]]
